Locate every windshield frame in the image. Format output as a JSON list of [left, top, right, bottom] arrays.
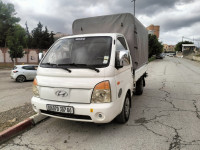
[[40, 36, 113, 69]]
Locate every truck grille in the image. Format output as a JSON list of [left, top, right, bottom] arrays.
[[40, 110, 92, 120]]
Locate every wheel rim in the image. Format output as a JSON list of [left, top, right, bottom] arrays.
[[18, 76, 25, 82], [124, 97, 130, 119]]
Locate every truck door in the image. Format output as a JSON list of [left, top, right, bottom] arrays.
[[115, 36, 133, 103]]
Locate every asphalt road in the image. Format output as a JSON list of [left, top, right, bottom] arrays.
[[0, 70, 33, 112], [1, 57, 200, 150]]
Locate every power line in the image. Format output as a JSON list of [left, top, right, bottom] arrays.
[[182, 36, 200, 42]]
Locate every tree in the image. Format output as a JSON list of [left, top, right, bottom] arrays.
[[0, 0, 20, 47], [25, 21, 32, 48], [175, 41, 193, 52], [31, 22, 54, 49], [6, 24, 26, 64], [31, 22, 43, 49], [148, 34, 163, 58]]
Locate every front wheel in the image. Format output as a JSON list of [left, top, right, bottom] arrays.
[[115, 93, 131, 123]]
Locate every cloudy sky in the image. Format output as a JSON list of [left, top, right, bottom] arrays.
[[2, 0, 200, 45]]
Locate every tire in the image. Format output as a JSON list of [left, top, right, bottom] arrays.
[[135, 77, 144, 95], [116, 93, 131, 123], [16, 75, 26, 83]]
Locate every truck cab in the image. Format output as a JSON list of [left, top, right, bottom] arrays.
[[31, 33, 139, 123]]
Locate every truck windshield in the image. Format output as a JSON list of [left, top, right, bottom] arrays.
[[41, 36, 112, 68]]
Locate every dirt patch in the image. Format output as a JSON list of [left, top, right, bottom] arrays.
[[0, 103, 36, 132]]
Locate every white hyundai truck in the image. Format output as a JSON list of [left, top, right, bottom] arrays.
[[31, 13, 148, 123]]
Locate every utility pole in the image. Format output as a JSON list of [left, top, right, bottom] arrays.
[[131, 0, 136, 17]]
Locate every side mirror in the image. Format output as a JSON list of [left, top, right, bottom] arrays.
[[115, 50, 130, 69], [38, 52, 44, 61]]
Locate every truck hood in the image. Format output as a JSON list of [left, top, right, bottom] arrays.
[[36, 67, 106, 89], [36, 67, 111, 103]]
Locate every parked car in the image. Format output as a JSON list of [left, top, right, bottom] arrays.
[[156, 53, 165, 59], [11, 65, 38, 82], [168, 54, 174, 57]]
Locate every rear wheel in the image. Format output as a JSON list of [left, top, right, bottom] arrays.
[[16, 75, 26, 83], [116, 93, 131, 123], [135, 77, 144, 95]]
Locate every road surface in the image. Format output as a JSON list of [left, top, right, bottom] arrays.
[[0, 70, 33, 112], [1, 57, 200, 150]]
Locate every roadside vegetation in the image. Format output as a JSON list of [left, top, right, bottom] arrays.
[[148, 34, 163, 61], [148, 56, 156, 62]]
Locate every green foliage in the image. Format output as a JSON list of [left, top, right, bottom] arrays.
[[31, 22, 54, 49], [0, 0, 55, 63], [148, 55, 156, 62], [148, 34, 163, 58], [6, 24, 26, 61], [175, 41, 193, 52], [0, 0, 20, 47]]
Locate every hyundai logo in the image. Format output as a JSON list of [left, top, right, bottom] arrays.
[[55, 90, 68, 97]]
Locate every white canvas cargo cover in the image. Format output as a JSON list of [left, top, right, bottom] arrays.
[[72, 13, 148, 70]]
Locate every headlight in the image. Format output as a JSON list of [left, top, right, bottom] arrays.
[[33, 78, 40, 97], [91, 81, 111, 103]]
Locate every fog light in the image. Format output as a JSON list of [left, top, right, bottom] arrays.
[[99, 114, 102, 118], [96, 113, 105, 120]]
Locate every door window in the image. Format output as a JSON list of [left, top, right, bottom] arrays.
[[116, 37, 130, 66], [116, 37, 128, 51], [22, 66, 36, 70]]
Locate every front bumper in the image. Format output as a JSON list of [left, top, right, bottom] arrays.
[[31, 97, 120, 123]]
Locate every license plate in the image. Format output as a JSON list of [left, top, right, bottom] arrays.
[[46, 104, 74, 114]]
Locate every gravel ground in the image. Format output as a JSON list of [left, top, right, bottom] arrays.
[[0, 103, 36, 132]]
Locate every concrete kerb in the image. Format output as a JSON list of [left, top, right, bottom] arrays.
[[0, 114, 48, 144]]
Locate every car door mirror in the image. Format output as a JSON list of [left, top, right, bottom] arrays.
[[115, 50, 130, 69], [39, 53, 44, 61]]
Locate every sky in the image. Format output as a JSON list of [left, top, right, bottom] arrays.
[[2, 0, 200, 46]]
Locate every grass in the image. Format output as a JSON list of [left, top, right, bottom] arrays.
[[148, 56, 156, 62]]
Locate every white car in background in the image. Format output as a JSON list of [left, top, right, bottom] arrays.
[[11, 65, 38, 82]]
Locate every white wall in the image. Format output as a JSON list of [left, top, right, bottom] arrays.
[[29, 50, 38, 63], [0, 49, 4, 63], [17, 54, 27, 63]]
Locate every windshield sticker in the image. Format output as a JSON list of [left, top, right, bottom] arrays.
[[75, 38, 85, 41], [104, 56, 109, 60], [103, 60, 108, 64]]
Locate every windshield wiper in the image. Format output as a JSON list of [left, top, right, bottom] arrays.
[[57, 64, 71, 73], [59, 63, 100, 73], [41, 62, 57, 66], [40, 63, 71, 73]]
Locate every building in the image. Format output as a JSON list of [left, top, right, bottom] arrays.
[[182, 44, 196, 51], [146, 24, 160, 38], [163, 44, 175, 52], [53, 32, 69, 41]]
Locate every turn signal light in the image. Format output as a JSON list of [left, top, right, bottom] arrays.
[[94, 81, 110, 90], [33, 78, 39, 97], [91, 81, 111, 103]]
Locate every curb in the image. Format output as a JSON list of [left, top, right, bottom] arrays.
[[0, 114, 48, 144]]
